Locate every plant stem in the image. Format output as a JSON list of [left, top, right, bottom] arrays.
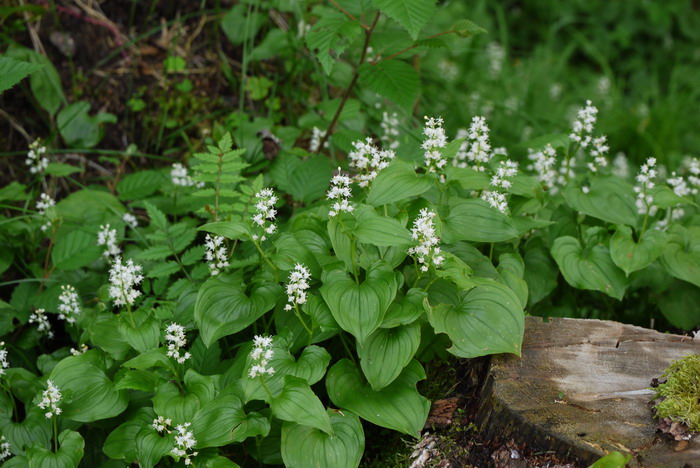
[[253, 239, 279, 282], [294, 305, 314, 340], [53, 415, 58, 452], [260, 376, 274, 401], [338, 332, 357, 366], [315, 11, 381, 153]]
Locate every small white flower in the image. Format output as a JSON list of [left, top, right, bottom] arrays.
[[205, 234, 229, 275], [70, 344, 88, 356], [634, 157, 658, 216], [248, 335, 275, 378], [26, 139, 49, 175], [285, 264, 311, 311], [97, 224, 121, 259], [586, 135, 610, 173], [36, 193, 56, 232], [38, 380, 62, 418], [569, 100, 598, 148], [458, 116, 494, 172], [309, 127, 328, 152], [582, 186, 590, 194], [527, 144, 557, 190], [171, 163, 199, 187], [0, 341, 9, 377], [29, 309, 53, 339], [408, 209, 444, 272], [667, 172, 692, 197], [58, 285, 81, 324], [685, 157, 700, 192], [490, 160, 518, 190], [251, 188, 278, 242], [122, 213, 138, 229], [0, 435, 11, 462], [153, 415, 173, 434], [481, 190, 509, 214], [422, 116, 448, 174], [327, 168, 354, 217], [348, 138, 395, 188], [170, 422, 198, 465], [380, 112, 400, 150], [108, 257, 144, 307], [165, 323, 191, 364]]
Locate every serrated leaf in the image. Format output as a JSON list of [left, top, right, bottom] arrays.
[[306, 13, 362, 75], [0, 55, 43, 93], [359, 60, 419, 109], [117, 170, 166, 200], [451, 18, 486, 38], [147, 261, 180, 278], [143, 201, 168, 229], [373, 0, 436, 40]]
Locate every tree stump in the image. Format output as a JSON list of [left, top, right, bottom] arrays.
[[476, 317, 700, 467]]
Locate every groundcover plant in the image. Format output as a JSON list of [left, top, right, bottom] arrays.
[[1, 0, 699, 467]]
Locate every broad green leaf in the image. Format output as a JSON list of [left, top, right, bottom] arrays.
[[45, 162, 81, 176], [272, 232, 322, 278], [380, 288, 427, 328], [443, 198, 518, 243], [651, 185, 694, 209], [118, 312, 160, 352], [191, 390, 247, 448], [25, 430, 84, 468], [551, 236, 628, 300], [354, 204, 413, 247], [271, 376, 332, 434], [588, 451, 632, 468], [56, 189, 124, 225], [0, 55, 42, 93], [6, 46, 65, 115], [114, 369, 160, 392], [367, 160, 433, 206], [153, 370, 216, 424], [51, 227, 102, 270], [658, 280, 700, 330], [523, 237, 558, 306], [281, 410, 364, 468], [358, 321, 421, 390], [372, 0, 436, 40], [279, 154, 333, 203], [117, 170, 166, 200], [610, 225, 667, 276], [122, 348, 171, 371], [0, 407, 52, 454], [306, 12, 362, 75], [103, 408, 155, 462], [358, 60, 419, 109], [433, 251, 476, 291], [135, 425, 173, 468], [320, 262, 401, 344], [660, 226, 700, 288], [143, 201, 168, 229], [199, 220, 252, 240], [50, 354, 128, 422], [137, 245, 172, 261], [327, 216, 355, 270], [562, 177, 637, 226], [146, 261, 180, 278], [451, 18, 487, 38], [231, 411, 270, 442], [445, 166, 490, 191], [275, 345, 332, 385], [497, 253, 528, 308], [57, 101, 116, 148], [88, 314, 131, 360], [426, 280, 524, 357], [326, 359, 429, 436], [195, 273, 281, 346], [221, 4, 265, 45]]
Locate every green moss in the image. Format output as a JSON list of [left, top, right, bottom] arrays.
[[653, 354, 700, 431]]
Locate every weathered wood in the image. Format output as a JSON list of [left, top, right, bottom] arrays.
[[476, 316, 700, 467]]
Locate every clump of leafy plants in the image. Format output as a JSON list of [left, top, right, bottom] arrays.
[[652, 354, 700, 440]]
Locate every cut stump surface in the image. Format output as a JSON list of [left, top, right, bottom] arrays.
[[476, 317, 700, 467]]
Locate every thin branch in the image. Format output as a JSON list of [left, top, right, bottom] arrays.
[[329, 0, 367, 29], [380, 30, 455, 63]]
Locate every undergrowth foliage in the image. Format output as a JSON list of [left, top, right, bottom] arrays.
[[0, 1, 699, 467]]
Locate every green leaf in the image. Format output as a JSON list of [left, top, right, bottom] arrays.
[[50, 354, 128, 422], [326, 359, 429, 436], [562, 177, 637, 226], [660, 226, 700, 288], [275, 345, 332, 386], [221, 4, 265, 45], [153, 370, 216, 424], [358, 60, 419, 109], [25, 430, 84, 468], [551, 236, 628, 300], [0, 55, 42, 93], [306, 13, 362, 75], [122, 348, 171, 371], [199, 220, 252, 240], [135, 425, 173, 468], [658, 280, 700, 330], [610, 225, 667, 276], [45, 162, 81, 177], [146, 261, 180, 278], [143, 201, 168, 229], [320, 262, 401, 344], [281, 410, 364, 468], [271, 376, 333, 434], [443, 198, 518, 243], [0, 407, 52, 454], [103, 408, 154, 462], [191, 390, 247, 448], [354, 204, 413, 247], [426, 280, 524, 357], [367, 160, 433, 206], [118, 313, 160, 352], [51, 227, 102, 270], [588, 451, 632, 468], [497, 253, 528, 308], [88, 314, 131, 360], [372, 0, 436, 40], [651, 185, 694, 209], [358, 321, 421, 390], [433, 251, 476, 291], [117, 170, 166, 200], [451, 18, 486, 38], [137, 244, 172, 261], [230, 411, 270, 443], [195, 273, 281, 346], [6, 46, 65, 115], [523, 237, 558, 306], [445, 166, 490, 191], [57, 101, 116, 148], [380, 288, 427, 328], [278, 154, 333, 203], [56, 189, 124, 225]]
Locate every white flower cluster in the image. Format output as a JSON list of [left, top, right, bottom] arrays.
[[251, 188, 278, 242], [70, 344, 88, 356], [634, 157, 658, 216], [0, 435, 10, 462], [422, 116, 448, 173], [122, 212, 138, 229], [309, 127, 328, 152], [527, 144, 558, 190], [98, 224, 121, 259], [249, 335, 275, 378], [153, 415, 173, 434], [462, 116, 493, 172], [667, 172, 693, 197], [284, 263, 311, 311], [408, 209, 444, 272], [29, 309, 53, 339], [0, 341, 9, 377], [687, 157, 700, 189], [204, 234, 229, 276], [490, 160, 518, 190], [380, 112, 400, 150], [171, 422, 198, 465], [38, 380, 62, 418], [569, 100, 598, 148], [348, 138, 395, 188], [587, 136, 610, 173], [58, 285, 80, 324], [108, 257, 144, 307], [26, 139, 49, 175], [165, 323, 191, 364], [327, 168, 354, 217], [171, 163, 198, 187], [36, 193, 56, 232], [481, 191, 508, 213]]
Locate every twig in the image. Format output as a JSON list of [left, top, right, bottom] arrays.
[[380, 30, 455, 63]]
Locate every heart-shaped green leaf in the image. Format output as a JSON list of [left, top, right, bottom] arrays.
[[135, 425, 173, 468], [660, 226, 700, 288], [523, 237, 558, 306], [380, 288, 427, 328], [610, 225, 667, 276], [358, 321, 421, 390], [443, 198, 518, 243], [25, 430, 84, 468], [281, 410, 364, 468], [191, 390, 247, 448], [562, 176, 637, 226], [195, 273, 281, 346], [103, 408, 155, 462], [326, 359, 429, 436], [367, 160, 433, 206], [0, 407, 52, 453], [551, 236, 628, 300], [658, 280, 700, 330], [426, 279, 524, 357], [353, 204, 413, 247], [118, 311, 160, 353], [153, 370, 216, 424], [271, 376, 332, 434], [320, 262, 401, 344]]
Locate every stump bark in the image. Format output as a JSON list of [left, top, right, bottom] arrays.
[[476, 316, 700, 467]]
